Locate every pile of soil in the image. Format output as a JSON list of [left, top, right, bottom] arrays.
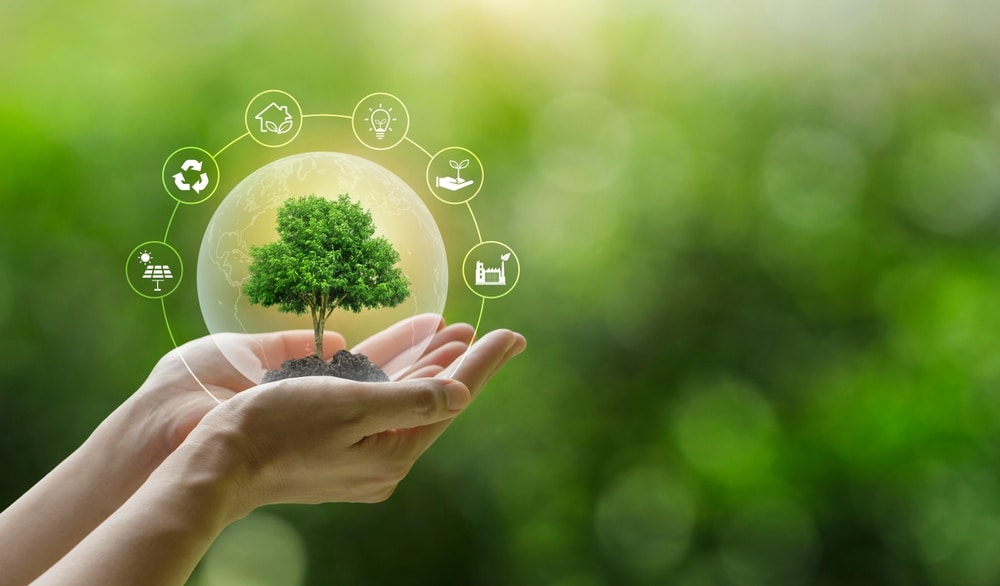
[[262, 350, 390, 383]]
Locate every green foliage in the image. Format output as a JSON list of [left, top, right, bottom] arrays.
[[243, 194, 410, 357]]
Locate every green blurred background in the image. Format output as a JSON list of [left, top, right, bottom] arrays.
[[3, 1, 1000, 584]]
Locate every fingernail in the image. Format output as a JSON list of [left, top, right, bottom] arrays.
[[444, 380, 471, 411]]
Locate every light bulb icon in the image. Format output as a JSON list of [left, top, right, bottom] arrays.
[[366, 104, 394, 140]]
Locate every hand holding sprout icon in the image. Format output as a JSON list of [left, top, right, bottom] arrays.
[[435, 159, 474, 191]]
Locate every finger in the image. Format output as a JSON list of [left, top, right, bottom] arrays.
[[483, 332, 527, 381], [436, 329, 522, 397], [418, 323, 475, 358], [385, 331, 525, 458], [400, 341, 472, 380], [157, 334, 257, 391], [404, 364, 446, 379], [354, 378, 471, 435], [352, 313, 445, 369], [148, 336, 248, 392], [395, 324, 474, 380]]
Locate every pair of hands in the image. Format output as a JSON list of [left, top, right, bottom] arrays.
[[134, 314, 525, 514], [0, 314, 523, 586]]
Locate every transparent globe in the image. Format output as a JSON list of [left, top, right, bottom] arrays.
[[197, 152, 448, 384]]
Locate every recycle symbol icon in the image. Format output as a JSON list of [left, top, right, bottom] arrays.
[[172, 159, 210, 194]]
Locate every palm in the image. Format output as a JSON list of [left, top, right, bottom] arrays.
[[137, 314, 474, 452]]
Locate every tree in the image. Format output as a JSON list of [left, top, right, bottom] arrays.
[[243, 193, 411, 359]]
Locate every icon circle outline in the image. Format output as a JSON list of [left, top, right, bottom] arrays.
[[427, 146, 484, 205], [162, 146, 220, 205], [244, 89, 303, 148], [351, 92, 410, 151], [462, 240, 519, 299], [126, 240, 184, 300]]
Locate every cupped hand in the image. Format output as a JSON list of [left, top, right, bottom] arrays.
[[130, 314, 450, 457], [130, 329, 348, 458], [131, 314, 517, 469], [182, 320, 525, 513]]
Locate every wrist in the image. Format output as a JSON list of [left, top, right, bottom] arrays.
[[174, 420, 262, 524], [72, 397, 174, 509], [28, 427, 255, 586]]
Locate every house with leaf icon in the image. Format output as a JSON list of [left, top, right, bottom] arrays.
[[255, 103, 294, 135]]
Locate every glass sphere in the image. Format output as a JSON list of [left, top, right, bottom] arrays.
[[197, 152, 447, 383]]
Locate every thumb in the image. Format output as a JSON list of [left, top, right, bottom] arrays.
[[359, 378, 471, 435]]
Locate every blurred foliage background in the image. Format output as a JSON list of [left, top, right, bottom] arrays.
[[3, 0, 1000, 584]]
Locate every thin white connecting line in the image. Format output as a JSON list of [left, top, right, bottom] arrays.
[[162, 299, 222, 404], [440, 297, 484, 379]]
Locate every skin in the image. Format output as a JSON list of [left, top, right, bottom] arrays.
[[0, 316, 525, 586]]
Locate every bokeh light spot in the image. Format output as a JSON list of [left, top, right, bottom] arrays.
[[594, 465, 696, 580], [761, 126, 866, 231], [897, 132, 1000, 236], [721, 499, 817, 585], [197, 512, 307, 586], [532, 92, 632, 192], [908, 460, 1000, 585], [672, 377, 777, 484]]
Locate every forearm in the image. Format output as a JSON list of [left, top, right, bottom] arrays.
[[31, 432, 249, 586], [0, 400, 171, 586]]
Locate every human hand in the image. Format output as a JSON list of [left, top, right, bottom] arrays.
[[128, 329, 349, 461], [183, 321, 524, 515], [435, 176, 474, 191], [131, 313, 474, 458]]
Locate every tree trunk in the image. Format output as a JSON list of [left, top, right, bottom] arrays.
[[311, 307, 324, 359]]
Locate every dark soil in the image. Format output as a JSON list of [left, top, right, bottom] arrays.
[[262, 350, 390, 384]]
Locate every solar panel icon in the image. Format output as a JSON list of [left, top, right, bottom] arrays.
[[129, 246, 183, 300], [142, 264, 174, 292]]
